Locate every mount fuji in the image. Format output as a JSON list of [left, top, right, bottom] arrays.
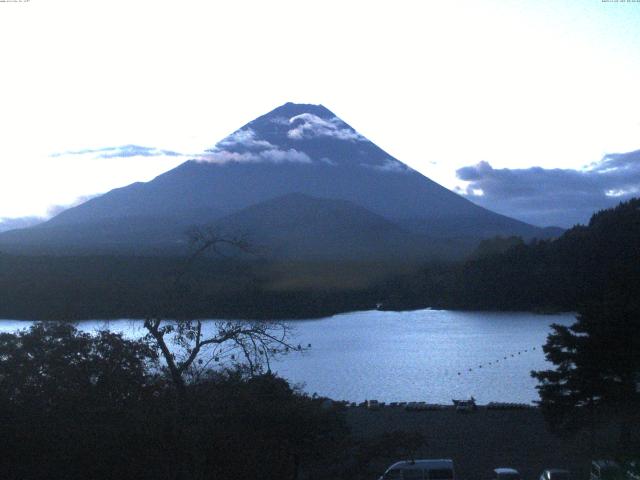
[[0, 103, 560, 259]]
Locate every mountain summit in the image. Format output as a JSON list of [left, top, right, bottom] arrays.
[[0, 103, 558, 258]]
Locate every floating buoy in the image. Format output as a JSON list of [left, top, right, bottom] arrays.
[[457, 372, 461, 376]]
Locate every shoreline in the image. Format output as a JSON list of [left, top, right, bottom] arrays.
[[0, 306, 576, 323], [329, 401, 536, 410]]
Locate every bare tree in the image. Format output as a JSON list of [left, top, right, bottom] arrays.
[[143, 317, 301, 396], [143, 226, 303, 396]]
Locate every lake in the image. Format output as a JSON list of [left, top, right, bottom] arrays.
[[0, 309, 575, 404]]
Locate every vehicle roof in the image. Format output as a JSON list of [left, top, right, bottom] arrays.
[[388, 460, 454, 470], [495, 468, 521, 474], [592, 461, 621, 469]]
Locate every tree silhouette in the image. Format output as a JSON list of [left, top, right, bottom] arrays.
[[0, 322, 157, 410], [0, 323, 348, 479], [143, 226, 302, 396], [532, 298, 640, 455]]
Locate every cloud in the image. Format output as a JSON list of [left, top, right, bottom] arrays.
[[0, 216, 44, 233], [362, 158, 410, 173], [0, 195, 97, 232], [45, 194, 97, 218], [269, 116, 291, 126], [216, 128, 275, 150], [286, 114, 366, 141], [201, 127, 313, 165], [259, 148, 311, 163], [199, 148, 311, 165], [51, 145, 182, 159], [455, 150, 640, 227]]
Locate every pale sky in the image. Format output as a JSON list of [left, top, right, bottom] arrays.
[[1, 0, 639, 225]]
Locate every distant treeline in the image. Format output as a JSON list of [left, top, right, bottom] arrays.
[[0, 255, 387, 319], [443, 197, 640, 311], [1, 199, 638, 320]]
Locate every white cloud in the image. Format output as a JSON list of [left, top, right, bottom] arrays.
[[260, 148, 311, 163], [362, 158, 410, 173], [216, 128, 275, 150], [203, 127, 312, 165], [287, 114, 366, 142], [269, 116, 291, 126], [51, 145, 182, 159], [198, 148, 311, 165]]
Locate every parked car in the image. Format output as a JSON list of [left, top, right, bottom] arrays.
[[491, 468, 522, 480], [452, 397, 477, 413], [539, 469, 569, 480], [624, 460, 639, 480], [379, 459, 455, 480], [367, 399, 381, 410], [591, 461, 624, 480]]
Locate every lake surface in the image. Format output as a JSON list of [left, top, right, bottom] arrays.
[[0, 309, 575, 404]]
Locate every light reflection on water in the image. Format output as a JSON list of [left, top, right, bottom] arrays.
[[0, 309, 574, 404]]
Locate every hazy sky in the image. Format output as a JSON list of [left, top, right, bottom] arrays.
[[1, 0, 639, 226]]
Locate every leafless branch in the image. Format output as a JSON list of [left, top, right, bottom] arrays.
[[143, 228, 304, 395]]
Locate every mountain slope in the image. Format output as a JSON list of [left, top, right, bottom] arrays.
[[0, 102, 558, 258], [213, 193, 471, 260]]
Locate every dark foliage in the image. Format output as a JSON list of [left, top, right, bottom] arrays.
[[0, 198, 638, 319], [471, 235, 526, 259], [0, 254, 385, 320], [0, 323, 352, 480], [445, 198, 640, 311], [531, 298, 640, 455], [0, 322, 157, 410], [0, 323, 160, 479]]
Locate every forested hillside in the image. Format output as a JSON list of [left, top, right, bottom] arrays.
[[0, 200, 637, 320], [447, 198, 640, 311]]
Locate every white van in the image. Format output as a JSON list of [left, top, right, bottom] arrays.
[[590, 460, 624, 480], [492, 468, 522, 480], [379, 459, 455, 480]]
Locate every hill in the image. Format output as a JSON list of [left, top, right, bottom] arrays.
[[443, 198, 640, 311], [0, 199, 634, 320], [0, 103, 558, 259], [213, 193, 476, 261]]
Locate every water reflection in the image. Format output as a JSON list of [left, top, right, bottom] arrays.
[[0, 309, 574, 403]]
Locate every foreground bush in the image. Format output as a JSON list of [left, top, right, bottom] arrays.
[[0, 323, 350, 480]]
